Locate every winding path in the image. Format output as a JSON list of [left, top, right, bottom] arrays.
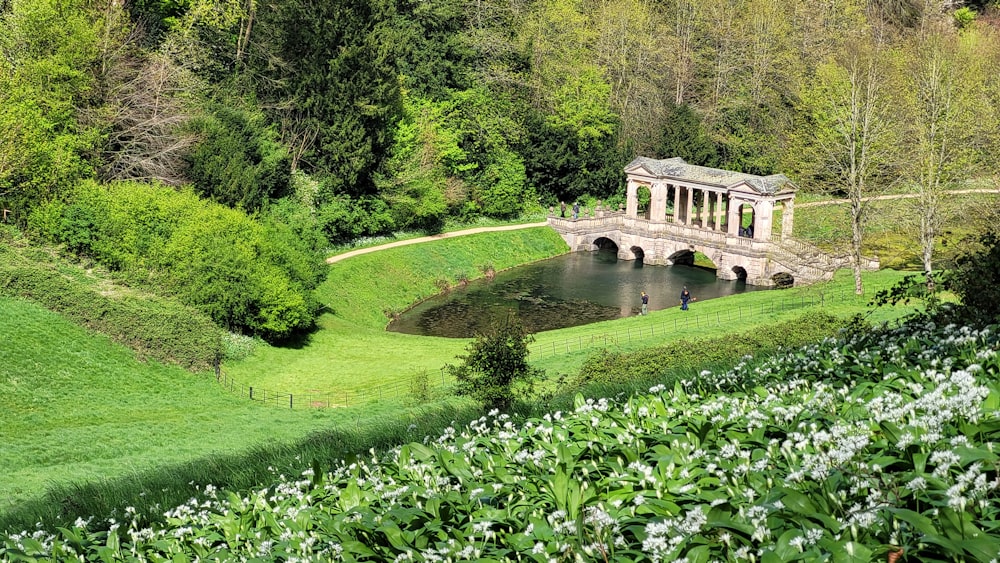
[[325, 222, 548, 264]]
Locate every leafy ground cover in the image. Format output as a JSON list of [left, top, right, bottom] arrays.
[[5, 318, 998, 561]]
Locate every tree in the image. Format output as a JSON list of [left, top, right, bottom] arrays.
[[447, 312, 541, 411], [655, 102, 719, 166], [0, 0, 103, 215], [801, 31, 898, 295], [897, 23, 988, 291], [186, 102, 291, 212]]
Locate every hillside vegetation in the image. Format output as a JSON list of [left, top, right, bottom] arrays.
[[3, 0, 1000, 340], [5, 315, 999, 561]]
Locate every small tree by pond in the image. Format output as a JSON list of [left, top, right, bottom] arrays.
[[447, 312, 541, 411]]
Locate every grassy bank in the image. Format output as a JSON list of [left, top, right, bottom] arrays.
[[795, 191, 999, 270], [0, 220, 921, 533], [318, 226, 569, 329]]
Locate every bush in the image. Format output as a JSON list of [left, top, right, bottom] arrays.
[[446, 312, 542, 411], [948, 230, 1000, 327], [32, 181, 322, 341]]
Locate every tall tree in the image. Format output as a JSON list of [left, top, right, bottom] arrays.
[[592, 0, 669, 152], [248, 0, 402, 197], [898, 22, 990, 289], [802, 30, 898, 294]]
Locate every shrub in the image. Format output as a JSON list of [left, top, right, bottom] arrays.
[[447, 312, 542, 411], [32, 181, 322, 341]]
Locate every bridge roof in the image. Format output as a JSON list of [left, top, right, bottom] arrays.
[[625, 157, 796, 195]]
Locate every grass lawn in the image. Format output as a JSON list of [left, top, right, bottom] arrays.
[[0, 297, 391, 512]]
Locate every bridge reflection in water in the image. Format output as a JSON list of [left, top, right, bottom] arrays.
[[386, 250, 763, 338]]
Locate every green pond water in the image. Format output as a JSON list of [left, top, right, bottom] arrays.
[[387, 249, 765, 338]]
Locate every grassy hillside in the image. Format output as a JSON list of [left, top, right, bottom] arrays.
[[0, 297, 401, 514], [6, 318, 998, 561]]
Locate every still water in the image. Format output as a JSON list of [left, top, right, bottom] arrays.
[[387, 250, 765, 338]]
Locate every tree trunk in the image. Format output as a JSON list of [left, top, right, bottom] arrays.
[[851, 200, 864, 295]]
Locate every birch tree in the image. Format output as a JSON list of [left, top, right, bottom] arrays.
[[898, 23, 988, 290], [804, 31, 898, 295]]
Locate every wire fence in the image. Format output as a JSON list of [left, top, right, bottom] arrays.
[[213, 288, 870, 408], [528, 289, 867, 359], [213, 367, 451, 409]]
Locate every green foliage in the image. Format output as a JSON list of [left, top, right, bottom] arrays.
[[954, 7, 977, 30], [0, 236, 222, 370], [386, 0, 472, 97], [573, 311, 849, 387], [32, 181, 321, 341], [186, 103, 291, 212], [0, 0, 102, 214], [250, 0, 402, 196], [316, 195, 396, 245], [949, 230, 1000, 326], [713, 103, 779, 176], [447, 312, 541, 411], [522, 109, 627, 203], [655, 102, 719, 166]]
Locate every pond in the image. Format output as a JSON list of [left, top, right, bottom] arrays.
[[386, 250, 766, 338]]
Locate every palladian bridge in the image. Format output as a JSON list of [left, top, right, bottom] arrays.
[[548, 157, 878, 287]]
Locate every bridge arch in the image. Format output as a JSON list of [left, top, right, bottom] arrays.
[[593, 236, 619, 252], [630, 246, 646, 264], [772, 272, 794, 288], [732, 266, 748, 281]]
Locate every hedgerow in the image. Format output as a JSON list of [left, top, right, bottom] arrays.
[[0, 248, 222, 371], [573, 310, 851, 387]]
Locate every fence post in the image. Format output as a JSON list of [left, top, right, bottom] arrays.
[[289, 394, 293, 409], [250, 386, 254, 400]]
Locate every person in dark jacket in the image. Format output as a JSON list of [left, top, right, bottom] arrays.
[[680, 287, 693, 311]]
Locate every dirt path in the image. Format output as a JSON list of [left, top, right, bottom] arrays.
[[325, 222, 549, 264], [796, 188, 997, 208]]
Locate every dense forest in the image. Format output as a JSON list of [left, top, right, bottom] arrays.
[[2, 0, 999, 341]]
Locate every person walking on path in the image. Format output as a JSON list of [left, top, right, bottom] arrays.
[[572, 202, 580, 220], [680, 287, 693, 311], [560, 201, 567, 218], [640, 291, 649, 315]]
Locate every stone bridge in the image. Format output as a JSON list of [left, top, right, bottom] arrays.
[[548, 157, 878, 287]]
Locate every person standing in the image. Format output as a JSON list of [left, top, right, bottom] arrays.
[[572, 202, 580, 220], [680, 287, 693, 311], [560, 201, 566, 218], [640, 291, 649, 315]]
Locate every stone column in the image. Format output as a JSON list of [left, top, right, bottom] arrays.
[[649, 182, 668, 222], [625, 179, 639, 218], [782, 199, 794, 239], [685, 186, 694, 227], [714, 192, 724, 231], [727, 198, 742, 237], [672, 184, 681, 223]]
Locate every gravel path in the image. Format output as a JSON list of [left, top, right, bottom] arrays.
[[325, 222, 549, 264]]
